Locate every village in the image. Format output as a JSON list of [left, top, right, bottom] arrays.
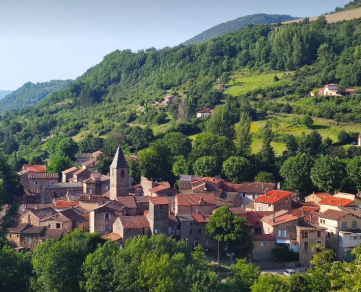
[[2, 145, 360, 267]]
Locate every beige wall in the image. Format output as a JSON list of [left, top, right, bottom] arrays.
[[20, 212, 40, 226], [39, 218, 73, 233], [252, 240, 276, 261], [263, 220, 298, 241], [176, 204, 216, 215], [296, 227, 326, 266], [90, 207, 124, 235]]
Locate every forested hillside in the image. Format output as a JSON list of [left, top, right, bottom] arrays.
[[0, 91, 12, 100], [0, 80, 73, 113], [182, 14, 298, 45], [2, 16, 361, 195], [334, 0, 361, 13]]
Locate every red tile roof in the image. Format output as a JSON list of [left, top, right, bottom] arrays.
[[103, 233, 122, 241], [190, 213, 210, 223], [264, 214, 298, 227], [61, 167, 78, 174], [176, 194, 216, 206], [312, 193, 331, 200], [197, 109, 212, 113], [116, 196, 137, 209], [120, 216, 150, 229], [304, 212, 319, 224], [82, 158, 97, 167], [149, 197, 169, 205], [319, 209, 350, 220], [231, 182, 276, 194], [254, 190, 293, 204], [73, 168, 89, 176], [319, 197, 353, 207], [229, 207, 246, 216], [52, 201, 79, 209], [23, 165, 46, 173], [28, 173, 59, 179], [246, 211, 273, 224], [168, 214, 179, 226], [133, 183, 142, 189], [251, 234, 275, 241], [290, 206, 320, 218], [149, 185, 171, 193], [79, 195, 104, 202]]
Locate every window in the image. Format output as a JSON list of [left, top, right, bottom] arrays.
[[342, 222, 347, 229], [257, 207, 262, 211], [198, 229, 202, 234], [159, 211, 163, 220], [261, 242, 266, 247], [9, 234, 12, 238], [190, 229, 192, 234], [89, 189, 93, 195], [317, 231, 321, 238], [304, 242, 309, 251], [154, 229, 159, 234], [104, 213, 110, 220], [56, 223, 60, 229], [279, 230, 287, 237], [104, 225, 111, 232], [34, 181, 37, 185], [353, 236, 358, 240], [339, 235, 343, 242], [242, 193, 245, 198], [190, 222, 193, 227], [352, 221, 357, 228], [267, 204, 272, 208], [105, 186, 109, 191], [27, 237, 31, 244], [121, 170, 124, 177], [304, 232, 308, 239]]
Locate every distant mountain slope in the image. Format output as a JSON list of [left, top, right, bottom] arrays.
[[182, 14, 299, 45], [0, 80, 73, 113], [0, 91, 12, 100]]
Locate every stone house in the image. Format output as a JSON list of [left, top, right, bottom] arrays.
[[296, 220, 326, 266], [116, 196, 138, 216], [319, 197, 354, 213], [251, 234, 276, 261], [177, 213, 194, 245], [60, 208, 89, 231], [318, 209, 361, 257], [147, 197, 171, 236], [220, 192, 243, 207], [83, 173, 110, 195], [113, 216, 151, 242], [246, 211, 273, 235], [338, 229, 361, 261], [73, 168, 91, 183], [253, 190, 294, 212], [82, 158, 97, 173], [40, 183, 83, 204], [305, 192, 331, 205], [20, 207, 57, 226], [90, 200, 126, 235], [175, 194, 217, 215], [79, 194, 109, 211], [7, 223, 30, 248], [262, 212, 299, 251], [135, 196, 149, 215], [196, 109, 212, 118], [163, 95, 175, 105], [178, 175, 223, 195], [189, 213, 215, 248], [61, 167, 78, 183], [39, 213, 73, 233], [19, 172, 59, 191]]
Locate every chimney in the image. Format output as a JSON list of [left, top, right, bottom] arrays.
[[199, 197, 205, 206], [262, 182, 264, 188], [277, 182, 281, 190], [273, 213, 276, 223], [309, 213, 312, 223], [301, 209, 305, 217], [35, 204, 38, 210]]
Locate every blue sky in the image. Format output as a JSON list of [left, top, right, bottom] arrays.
[[0, 0, 352, 90]]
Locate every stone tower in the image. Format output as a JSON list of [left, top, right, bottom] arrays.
[[109, 147, 130, 200]]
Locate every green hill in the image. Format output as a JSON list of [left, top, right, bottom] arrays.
[[182, 14, 299, 45], [334, 0, 361, 13], [0, 91, 12, 100], [0, 80, 73, 113]]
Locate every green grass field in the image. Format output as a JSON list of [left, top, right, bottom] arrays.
[[222, 71, 293, 96]]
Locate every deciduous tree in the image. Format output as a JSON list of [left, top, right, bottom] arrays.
[[223, 156, 251, 183]]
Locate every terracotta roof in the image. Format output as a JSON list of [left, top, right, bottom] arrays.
[[221, 192, 240, 202], [177, 213, 194, 222], [251, 234, 275, 241], [100, 201, 125, 212], [28, 173, 59, 179], [27, 207, 57, 220], [43, 213, 71, 223], [247, 211, 273, 224], [290, 206, 320, 218], [229, 207, 246, 216], [197, 109, 212, 113], [40, 228, 66, 240], [345, 88, 356, 93], [103, 233, 122, 241], [120, 216, 150, 229], [73, 168, 89, 176], [168, 214, 179, 226], [144, 210, 149, 215], [82, 158, 97, 167], [23, 165, 47, 173], [254, 190, 293, 204], [190, 213, 210, 223], [237, 182, 276, 194], [319, 197, 353, 207], [79, 195, 104, 202], [149, 185, 172, 193], [116, 196, 137, 209], [216, 197, 233, 207], [134, 196, 149, 203], [101, 175, 110, 182], [61, 167, 78, 174], [22, 226, 45, 234], [149, 197, 169, 205], [311, 193, 331, 200], [52, 201, 79, 209], [132, 183, 142, 189], [103, 191, 110, 198], [262, 210, 289, 222], [319, 209, 350, 220], [304, 212, 320, 224], [8, 222, 29, 233], [164, 95, 174, 99], [264, 214, 298, 227], [60, 209, 88, 223], [176, 194, 216, 206], [341, 207, 361, 217]]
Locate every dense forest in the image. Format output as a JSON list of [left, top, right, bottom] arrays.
[[0, 80, 73, 114], [182, 14, 298, 45]]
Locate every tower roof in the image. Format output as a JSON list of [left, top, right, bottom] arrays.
[[110, 147, 129, 169]]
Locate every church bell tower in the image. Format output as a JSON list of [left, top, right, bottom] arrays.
[[109, 147, 130, 200]]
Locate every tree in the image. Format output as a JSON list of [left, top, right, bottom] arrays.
[[31, 230, 104, 292], [258, 121, 275, 166], [47, 155, 74, 179], [310, 244, 336, 269], [0, 245, 33, 292], [172, 157, 192, 177], [301, 115, 314, 129], [223, 156, 251, 183], [79, 134, 104, 153], [298, 131, 322, 155], [128, 157, 141, 185], [163, 132, 192, 157], [254, 172, 274, 183], [224, 259, 260, 292], [235, 113, 253, 157], [0, 153, 23, 203], [347, 157, 361, 191], [251, 274, 290, 292], [220, 72, 231, 84], [206, 207, 253, 255], [280, 153, 314, 197], [47, 136, 79, 160], [337, 130, 351, 144], [194, 157, 218, 177], [290, 273, 310, 292], [207, 103, 235, 139], [311, 155, 346, 193]]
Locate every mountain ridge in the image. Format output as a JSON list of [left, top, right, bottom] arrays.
[[182, 13, 299, 45], [0, 91, 12, 100]]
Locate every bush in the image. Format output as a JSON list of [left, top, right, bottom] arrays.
[[272, 246, 299, 262]]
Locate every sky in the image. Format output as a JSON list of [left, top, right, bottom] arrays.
[[0, 0, 352, 90]]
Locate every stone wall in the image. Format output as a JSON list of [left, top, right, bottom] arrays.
[[252, 261, 302, 270]]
